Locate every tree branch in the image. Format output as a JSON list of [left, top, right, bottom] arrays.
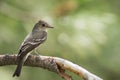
[[0, 54, 103, 80]]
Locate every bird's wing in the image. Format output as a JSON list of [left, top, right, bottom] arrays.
[[18, 32, 47, 56]]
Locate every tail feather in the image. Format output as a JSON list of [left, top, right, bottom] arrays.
[[13, 60, 23, 77], [13, 52, 30, 77]]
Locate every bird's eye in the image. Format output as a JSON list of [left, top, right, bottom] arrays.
[[42, 24, 45, 27]]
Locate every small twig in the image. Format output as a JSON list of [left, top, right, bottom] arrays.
[[0, 54, 103, 80]]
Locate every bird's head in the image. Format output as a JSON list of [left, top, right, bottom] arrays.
[[33, 20, 53, 32]]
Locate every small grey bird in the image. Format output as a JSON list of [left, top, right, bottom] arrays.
[[13, 20, 53, 77]]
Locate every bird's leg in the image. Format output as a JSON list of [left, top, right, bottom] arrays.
[[34, 48, 41, 55]]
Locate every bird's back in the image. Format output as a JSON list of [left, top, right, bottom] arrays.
[[18, 31, 47, 58]]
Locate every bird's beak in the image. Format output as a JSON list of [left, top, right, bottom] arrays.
[[47, 26, 54, 28]]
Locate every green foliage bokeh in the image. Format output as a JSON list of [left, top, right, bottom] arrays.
[[0, 0, 120, 80]]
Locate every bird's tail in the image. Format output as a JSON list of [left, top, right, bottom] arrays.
[[13, 52, 30, 77], [13, 58, 23, 77]]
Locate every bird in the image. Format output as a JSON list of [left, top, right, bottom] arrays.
[[13, 20, 53, 77]]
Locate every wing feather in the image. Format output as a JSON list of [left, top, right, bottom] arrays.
[[18, 31, 47, 56]]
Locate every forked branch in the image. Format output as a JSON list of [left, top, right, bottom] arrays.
[[0, 54, 102, 80]]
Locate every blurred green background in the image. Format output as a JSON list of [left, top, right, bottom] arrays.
[[0, 0, 120, 80]]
